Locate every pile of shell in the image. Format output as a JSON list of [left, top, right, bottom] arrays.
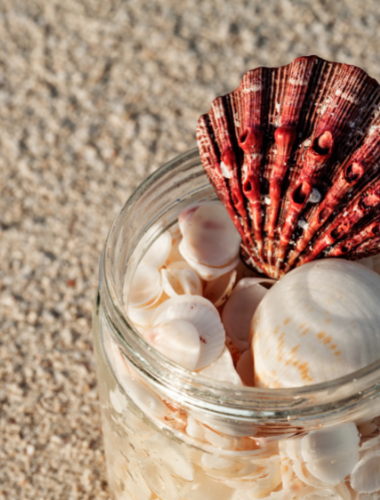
[[104, 200, 380, 498], [126, 200, 274, 384]]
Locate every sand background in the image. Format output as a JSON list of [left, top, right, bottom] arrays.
[[1, 0, 380, 498]]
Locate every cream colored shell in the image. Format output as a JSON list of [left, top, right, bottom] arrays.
[[251, 259, 380, 388]]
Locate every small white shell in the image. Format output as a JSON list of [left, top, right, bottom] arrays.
[[226, 455, 282, 497], [180, 465, 235, 500], [350, 449, 380, 493], [203, 270, 237, 307], [141, 230, 172, 268], [222, 278, 274, 351], [161, 262, 202, 297], [145, 434, 194, 481], [142, 460, 179, 500], [197, 346, 243, 386], [178, 202, 241, 268], [179, 238, 240, 281], [153, 296, 225, 369], [235, 349, 255, 386], [301, 423, 360, 484], [143, 319, 201, 370], [126, 264, 162, 308], [252, 259, 380, 388]]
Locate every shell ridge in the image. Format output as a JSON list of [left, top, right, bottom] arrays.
[[210, 95, 260, 261], [196, 56, 380, 278], [301, 176, 380, 264], [266, 57, 317, 265], [286, 123, 380, 269], [275, 64, 380, 271]]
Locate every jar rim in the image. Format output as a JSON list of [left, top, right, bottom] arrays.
[[100, 148, 380, 428]]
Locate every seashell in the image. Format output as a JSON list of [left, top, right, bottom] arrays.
[[350, 449, 380, 493], [222, 277, 274, 352], [196, 56, 380, 278], [301, 423, 360, 484], [186, 415, 206, 442], [235, 349, 255, 386], [196, 346, 243, 385], [152, 295, 225, 369], [201, 453, 235, 470], [161, 261, 203, 297], [223, 455, 282, 496], [142, 319, 201, 370], [141, 230, 172, 268], [126, 264, 163, 308], [180, 465, 235, 500], [203, 269, 237, 307], [225, 335, 242, 365], [251, 259, 380, 388], [145, 434, 194, 481], [178, 202, 241, 280], [142, 459, 179, 500]]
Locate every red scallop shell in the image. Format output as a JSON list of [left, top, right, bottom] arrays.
[[196, 55, 380, 278]]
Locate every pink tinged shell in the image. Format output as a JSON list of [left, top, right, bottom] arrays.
[[203, 269, 237, 307], [127, 265, 162, 308], [221, 277, 275, 351], [161, 263, 202, 297], [196, 346, 242, 386], [301, 423, 360, 484], [350, 450, 380, 493], [141, 230, 172, 268], [152, 296, 225, 369], [143, 320, 201, 370], [179, 238, 240, 281], [235, 349, 255, 386], [178, 202, 241, 268], [197, 56, 380, 277]]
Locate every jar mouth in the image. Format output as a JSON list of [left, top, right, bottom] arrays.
[[100, 148, 380, 425]]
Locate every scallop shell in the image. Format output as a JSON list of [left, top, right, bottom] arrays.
[[143, 319, 201, 370], [350, 449, 380, 494], [152, 295, 225, 369], [197, 56, 380, 278]]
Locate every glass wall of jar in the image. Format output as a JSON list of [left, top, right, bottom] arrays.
[[93, 149, 380, 500]]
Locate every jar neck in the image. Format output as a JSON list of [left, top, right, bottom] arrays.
[[100, 148, 380, 434]]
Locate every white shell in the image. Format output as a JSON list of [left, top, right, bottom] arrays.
[[301, 423, 360, 484], [143, 319, 201, 370], [141, 230, 172, 268], [235, 349, 255, 386], [161, 262, 202, 297], [197, 346, 243, 386], [152, 295, 225, 369], [252, 259, 380, 388], [226, 455, 282, 497], [178, 202, 241, 268], [222, 278, 274, 351], [126, 264, 162, 308], [350, 449, 380, 493], [142, 459, 179, 500], [179, 237, 240, 281], [180, 465, 235, 500], [203, 270, 237, 307], [144, 434, 194, 481]]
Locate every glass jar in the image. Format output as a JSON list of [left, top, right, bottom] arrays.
[[93, 148, 380, 500]]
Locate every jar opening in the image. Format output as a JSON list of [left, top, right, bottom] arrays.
[[100, 148, 380, 429]]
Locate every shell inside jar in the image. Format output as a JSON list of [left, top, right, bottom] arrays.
[[115, 200, 380, 499]]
